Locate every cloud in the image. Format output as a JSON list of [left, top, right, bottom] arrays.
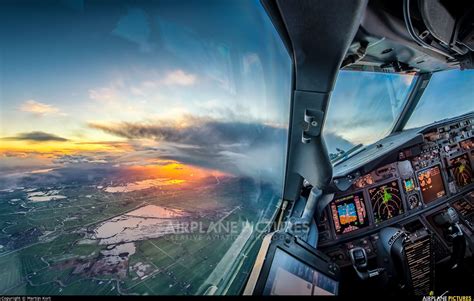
[[88, 116, 281, 146], [88, 87, 119, 102], [53, 154, 107, 165], [19, 100, 61, 116], [88, 116, 287, 185], [0, 153, 55, 180], [162, 70, 196, 86], [75, 141, 130, 147], [2, 131, 68, 142], [323, 132, 356, 155], [86, 69, 195, 115]]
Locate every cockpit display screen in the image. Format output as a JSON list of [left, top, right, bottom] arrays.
[[263, 248, 338, 295], [330, 192, 369, 235], [369, 180, 404, 223], [417, 165, 446, 204], [447, 153, 473, 187]]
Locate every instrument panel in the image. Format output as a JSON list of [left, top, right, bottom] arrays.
[[321, 115, 474, 242], [319, 114, 474, 267]]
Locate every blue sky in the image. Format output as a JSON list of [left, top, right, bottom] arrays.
[[0, 0, 292, 187], [405, 69, 474, 129], [0, 0, 473, 179], [1, 0, 291, 138]]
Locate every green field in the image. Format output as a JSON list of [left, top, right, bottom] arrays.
[[0, 177, 279, 295]]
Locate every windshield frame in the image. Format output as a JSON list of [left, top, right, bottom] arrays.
[[389, 72, 432, 133]]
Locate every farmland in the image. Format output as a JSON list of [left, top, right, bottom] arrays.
[[0, 165, 279, 295]]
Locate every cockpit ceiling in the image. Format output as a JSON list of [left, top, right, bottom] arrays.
[[342, 0, 474, 73], [342, 33, 456, 73]]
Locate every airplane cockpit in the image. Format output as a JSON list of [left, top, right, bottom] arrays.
[[1, 0, 473, 298], [243, 0, 474, 296]]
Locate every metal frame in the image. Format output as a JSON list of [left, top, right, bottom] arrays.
[[261, 0, 369, 202], [261, 0, 433, 213], [391, 72, 433, 133]]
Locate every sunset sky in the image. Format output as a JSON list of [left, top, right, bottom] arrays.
[[0, 0, 291, 189], [1, 0, 473, 185]]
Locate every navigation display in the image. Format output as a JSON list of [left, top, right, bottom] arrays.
[[417, 165, 446, 203], [369, 180, 404, 223], [447, 153, 473, 187], [330, 192, 369, 235]]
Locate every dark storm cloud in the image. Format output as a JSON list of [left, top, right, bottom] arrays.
[[2, 131, 68, 142], [89, 117, 288, 185], [88, 117, 283, 147]]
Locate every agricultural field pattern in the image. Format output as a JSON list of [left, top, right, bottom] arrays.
[[0, 163, 280, 295]]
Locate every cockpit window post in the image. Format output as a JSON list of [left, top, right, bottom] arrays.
[[262, 0, 369, 202], [391, 72, 433, 133]]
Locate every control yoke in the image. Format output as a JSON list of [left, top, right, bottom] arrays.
[[349, 247, 385, 280]]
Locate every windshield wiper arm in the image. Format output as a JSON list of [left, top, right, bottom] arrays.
[[331, 143, 365, 165]]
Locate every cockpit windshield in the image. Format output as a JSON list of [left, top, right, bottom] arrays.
[[323, 71, 417, 161], [0, 0, 290, 295], [404, 69, 474, 129]]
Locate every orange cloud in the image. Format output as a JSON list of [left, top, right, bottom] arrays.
[[0, 139, 132, 156], [125, 161, 228, 183], [19, 100, 62, 116]]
